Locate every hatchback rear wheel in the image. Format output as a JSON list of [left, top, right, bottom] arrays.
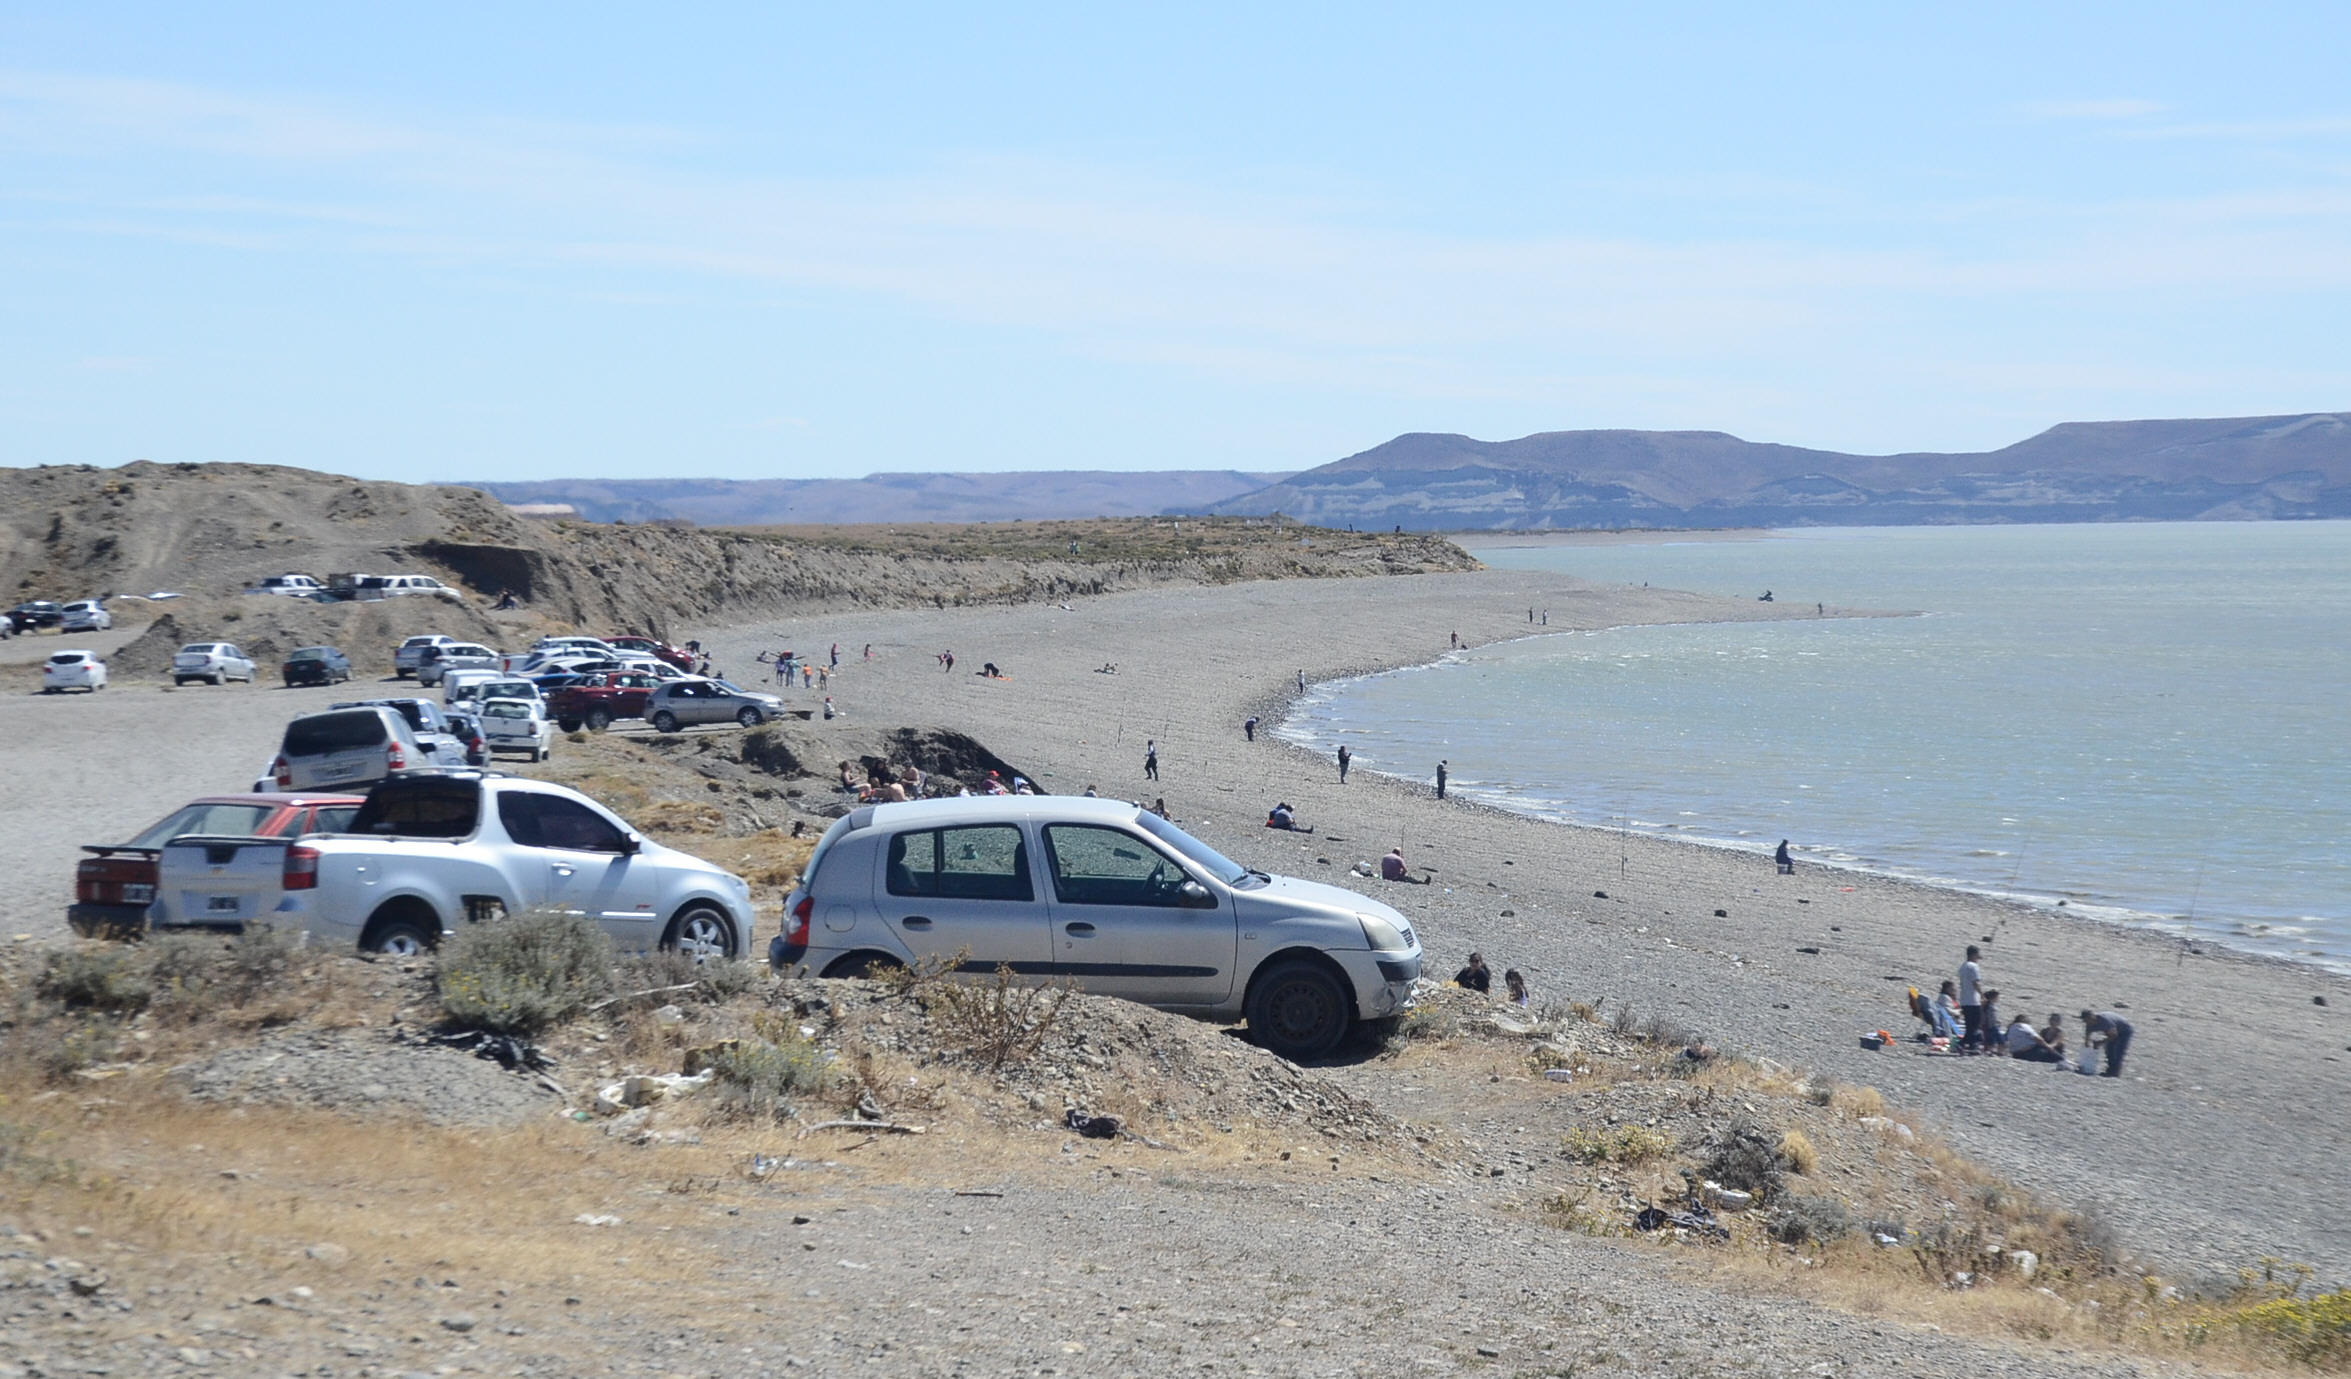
[[650, 710, 680, 734], [737, 707, 763, 728]]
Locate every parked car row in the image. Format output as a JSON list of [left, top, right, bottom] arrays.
[[10, 599, 112, 634]]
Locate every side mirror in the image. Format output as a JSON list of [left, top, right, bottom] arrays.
[[1178, 879, 1216, 909], [619, 831, 643, 856]]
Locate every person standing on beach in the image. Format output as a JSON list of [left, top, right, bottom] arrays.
[[1775, 840, 1794, 875], [863, 643, 872, 660], [1244, 715, 1259, 742], [1144, 740, 1159, 782], [1957, 947, 1985, 1052], [1436, 760, 1449, 799], [1337, 744, 1351, 783], [2081, 1010, 2134, 1077], [1541, 609, 1547, 625], [830, 643, 840, 668], [1297, 668, 1306, 693]]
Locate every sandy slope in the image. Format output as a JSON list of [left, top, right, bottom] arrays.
[[695, 568, 2351, 1288]]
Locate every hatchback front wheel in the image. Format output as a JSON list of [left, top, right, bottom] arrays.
[[1246, 959, 1353, 1061]]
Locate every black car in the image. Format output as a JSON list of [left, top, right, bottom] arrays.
[[8, 602, 63, 633], [281, 645, 353, 687]]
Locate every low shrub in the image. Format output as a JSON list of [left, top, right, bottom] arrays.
[[1697, 1116, 1786, 1203], [704, 1012, 831, 1121], [36, 947, 150, 1014], [1777, 1128, 1819, 1176], [618, 949, 760, 1003], [436, 909, 614, 1035], [1562, 1124, 1674, 1165], [145, 929, 311, 1024], [920, 964, 1074, 1069], [1766, 1193, 1853, 1245], [1831, 1084, 1885, 1119], [2233, 1289, 2351, 1366]]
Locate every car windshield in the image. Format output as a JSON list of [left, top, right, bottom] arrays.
[[1135, 811, 1260, 887], [128, 802, 276, 847], [286, 710, 390, 756], [289, 648, 330, 660], [48, 653, 83, 665], [482, 701, 531, 718], [179, 644, 218, 654]]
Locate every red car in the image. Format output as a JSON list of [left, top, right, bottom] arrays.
[[548, 671, 665, 732], [71, 793, 366, 938], [606, 635, 695, 671]]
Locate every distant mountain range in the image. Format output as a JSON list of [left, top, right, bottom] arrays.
[[472, 470, 1292, 526], [1199, 413, 2351, 528], [472, 412, 2351, 530]]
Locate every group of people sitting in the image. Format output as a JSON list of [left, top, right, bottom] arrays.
[[1264, 802, 1313, 833], [1907, 954, 2134, 1077], [1453, 951, 1531, 1007]]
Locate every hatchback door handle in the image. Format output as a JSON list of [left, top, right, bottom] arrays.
[[553, 866, 575, 876], [1063, 922, 1095, 935], [901, 916, 933, 929]]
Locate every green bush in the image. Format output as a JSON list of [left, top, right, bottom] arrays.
[[36, 947, 150, 1014], [2235, 1287, 2351, 1365], [1562, 1124, 1675, 1164], [436, 909, 614, 1034]]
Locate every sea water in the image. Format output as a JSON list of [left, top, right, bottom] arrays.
[[1280, 521, 2351, 971]]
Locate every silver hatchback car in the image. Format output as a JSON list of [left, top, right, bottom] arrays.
[[771, 797, 1423, 1060], [644, 679, 784, 732]]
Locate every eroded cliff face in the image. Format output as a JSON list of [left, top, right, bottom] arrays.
[[0, 461, 1477, 638]]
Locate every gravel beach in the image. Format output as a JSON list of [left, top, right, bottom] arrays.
[[700, 567, 2351, 1287]]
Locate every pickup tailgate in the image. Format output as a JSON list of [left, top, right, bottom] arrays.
[[156, 835, 288, 930]]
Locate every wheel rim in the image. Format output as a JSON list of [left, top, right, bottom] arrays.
[[652, 713, 676, 733], [673, 911, 729, 961], [738, 708, 760, 727], [1262, 975, 1341, 1050], [375, 929, 426, 957]]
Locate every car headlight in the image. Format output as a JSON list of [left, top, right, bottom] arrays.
[[1358, 913, 1415, 953]]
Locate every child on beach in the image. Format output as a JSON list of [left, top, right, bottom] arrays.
[[1504, 969, 1530, 1008], [1453, 952, 1491, 993]]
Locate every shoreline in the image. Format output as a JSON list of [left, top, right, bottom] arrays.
[[1272, 608, 2348, 979]]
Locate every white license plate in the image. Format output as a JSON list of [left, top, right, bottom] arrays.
[[321, 763, 361, 780], [207, 896, 240, 913]]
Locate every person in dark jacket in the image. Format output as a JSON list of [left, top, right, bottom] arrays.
[[1775, 840, 1794, 874], [1454, 952, 1491, 993], [2081, 1009, 2135, 1077]]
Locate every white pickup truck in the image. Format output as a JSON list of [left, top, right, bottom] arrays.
[[165, 772, 758, 958]]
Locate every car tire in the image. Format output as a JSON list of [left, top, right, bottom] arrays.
[[586, 707, 614, 731], [821, 951, 905, 980], [557, 718, 581, 733], [661, 905, 736, 962], [650, 711, 680, 734], [1246, 958, 1353, 1061], [365, 917, 437, 956], [173, 678, 186, 687], [737, 707, 763, 728], [210, 672, 224, 686]]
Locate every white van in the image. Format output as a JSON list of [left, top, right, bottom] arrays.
[[441, 668, 506, 708], [772, 797, 1423, 1060], [264, 706, 425, 791]]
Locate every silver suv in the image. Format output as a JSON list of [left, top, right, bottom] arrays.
[[415, 641, 502, 687], [772, 797, 1423, 1059], [265, 705, 425, 790], [645, 679, 783, 732]]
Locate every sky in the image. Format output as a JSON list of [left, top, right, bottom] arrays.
[[3, 4, 2348, 482]]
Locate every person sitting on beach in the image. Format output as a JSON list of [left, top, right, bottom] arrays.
[[1380, 847, 1411, 882], [2006, 1013, 2063, 1063], [1012, 776, 1036, 795], [1150, 797, 1172, 820], [1265, 802, 1312, 833], [2040, 1012, 2069, 1063], [1454, 952, 1492, 993], [980, 662, 1003, 678], [1909, 984, 1960, 1042], [982, 770, 1011, 796], [1082, 784, 1099, 797], [837, 760, 859, 793], [1775, 840, 1794, 875], [1504, 969, 1530, 1008]]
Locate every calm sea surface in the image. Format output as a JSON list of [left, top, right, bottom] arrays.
[[1280, 522, 2351, 970]]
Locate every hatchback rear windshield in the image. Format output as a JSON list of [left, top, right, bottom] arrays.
[[129, 802, 276, 847], [179, 644, 221, 654], [284, 710, 389, 757], [288, 647, 333, 660], [349, 780, 481, 839], [47, 653, 84, 665]]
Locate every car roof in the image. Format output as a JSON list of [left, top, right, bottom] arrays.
[[855, 795, 1144, 830]]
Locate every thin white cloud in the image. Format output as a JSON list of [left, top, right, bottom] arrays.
[[2016, 98, 2165, 120]]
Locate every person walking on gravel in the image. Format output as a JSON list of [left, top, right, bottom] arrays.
[[1337, 744, 1351, 783], [1958, 946, 1986, 1052], [1144, 740, 1159, 782], [1244, 715, 1259, 742]]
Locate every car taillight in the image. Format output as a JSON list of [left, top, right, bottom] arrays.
[[283, 844, 320, 891], [78, 855, 158, 905], [386, 740, 406, 771], [785, 894, 813, 945], [272, 754, 292, 789]]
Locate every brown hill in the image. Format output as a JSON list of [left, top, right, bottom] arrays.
[[0, 462, 1476, 643]]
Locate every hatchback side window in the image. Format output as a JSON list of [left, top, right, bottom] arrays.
[[1042, 825, 1189, 907], [888, 826, 1032, 901]]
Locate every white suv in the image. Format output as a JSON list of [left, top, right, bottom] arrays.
[[415, 642, 501, 687], [773, 797, 1423, 1060], [395, 635, 456, 679], [60, 600, 111, 632], [173, 643, 256, 686], [246, 574, 326, 597]]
